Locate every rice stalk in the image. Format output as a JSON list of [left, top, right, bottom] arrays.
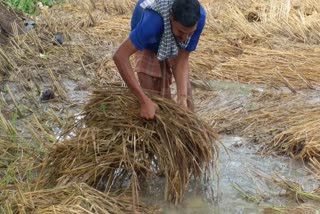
[[263, 204, 320, 214], [270, 173, 320, 202], [1, 183, 158, 213], [0, 47, 16, 74], [48, 69, 68, 100], [0, 111, 18, 143], [309, 158, 320, 180], [5, 84, 23, 117], [231, 183, 260, 204], [0, 135, 44, 192], [39, 87, 219, 205]]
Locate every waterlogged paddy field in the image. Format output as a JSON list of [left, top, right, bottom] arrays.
[[1, 0, 320, 213], [5, 77, 320, 213]]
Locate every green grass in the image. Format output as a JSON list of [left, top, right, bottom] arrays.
[[4, 0, 58, 15]]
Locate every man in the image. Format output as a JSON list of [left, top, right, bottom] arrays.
[[113, 0, 206, 119]]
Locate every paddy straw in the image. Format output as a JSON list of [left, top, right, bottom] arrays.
[[39, 87, 219, 205], [1, 183, 157, 214]]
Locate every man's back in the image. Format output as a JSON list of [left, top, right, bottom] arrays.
[[130, 0, 206, 53]]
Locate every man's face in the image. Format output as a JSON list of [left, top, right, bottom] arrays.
[[170, 14, 197, 43]]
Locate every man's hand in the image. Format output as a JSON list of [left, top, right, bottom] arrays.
[[140, 98, 159, 119]]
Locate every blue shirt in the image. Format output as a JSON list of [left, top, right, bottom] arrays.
[[130, 0, 206, 53]]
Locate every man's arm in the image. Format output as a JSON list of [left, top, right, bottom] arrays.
[[172, 49, 190, 108], [113, 38, 159, 119]]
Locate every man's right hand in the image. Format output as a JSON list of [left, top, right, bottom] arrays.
[[139, 98, 159, 120]]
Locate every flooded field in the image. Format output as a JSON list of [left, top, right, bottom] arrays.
[[138, 133, 320, 213], [1, 0, 320, 213], [139, 81, 320, 213]]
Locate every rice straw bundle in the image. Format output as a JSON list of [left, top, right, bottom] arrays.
[[269, 118, 320, 160], [241, 100, 320, 161], [218, 93, 320, 162], [40, 87, 218, 205], [2, 183, 156, 214]]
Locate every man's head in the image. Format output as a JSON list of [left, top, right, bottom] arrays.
[[170, 0, 200, 42]]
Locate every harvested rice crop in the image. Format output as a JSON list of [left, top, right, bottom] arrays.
[[40, 87, 219, 205], [1, 183, 157, 214]]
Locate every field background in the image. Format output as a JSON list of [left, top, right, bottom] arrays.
[[0, 0, 320, 213]]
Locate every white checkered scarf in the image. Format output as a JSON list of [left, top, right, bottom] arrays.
[[140, 0, 191, 60]]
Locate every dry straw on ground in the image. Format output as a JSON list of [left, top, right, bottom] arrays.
[[198, 90, 320, 162], [237, 94, 320, 162], [192, 0, 320, 90], [211, 45, 320, 91], [40, 87, 219, 205], [2, 183, 157, 214], [3, 0, 320, 94]]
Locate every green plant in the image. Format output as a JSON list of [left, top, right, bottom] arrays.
[[4, 0, 59, 15], [5, 0, 36, 14]]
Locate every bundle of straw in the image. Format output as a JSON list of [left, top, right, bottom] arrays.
[[41, 87, 218, 204], [2, 183, 156, 214], [237, 95, 320, 161]]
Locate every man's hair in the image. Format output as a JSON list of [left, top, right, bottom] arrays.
[[171, 0, 200, 28]]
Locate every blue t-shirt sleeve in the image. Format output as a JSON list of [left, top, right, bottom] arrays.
[[129, 9, 163, 51], [186, 6, 206, 52]]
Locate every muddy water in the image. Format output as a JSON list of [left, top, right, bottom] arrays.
[[212, 135, 318, 213], [145, 81, 320, 213], [148, 135, 319, 213]]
